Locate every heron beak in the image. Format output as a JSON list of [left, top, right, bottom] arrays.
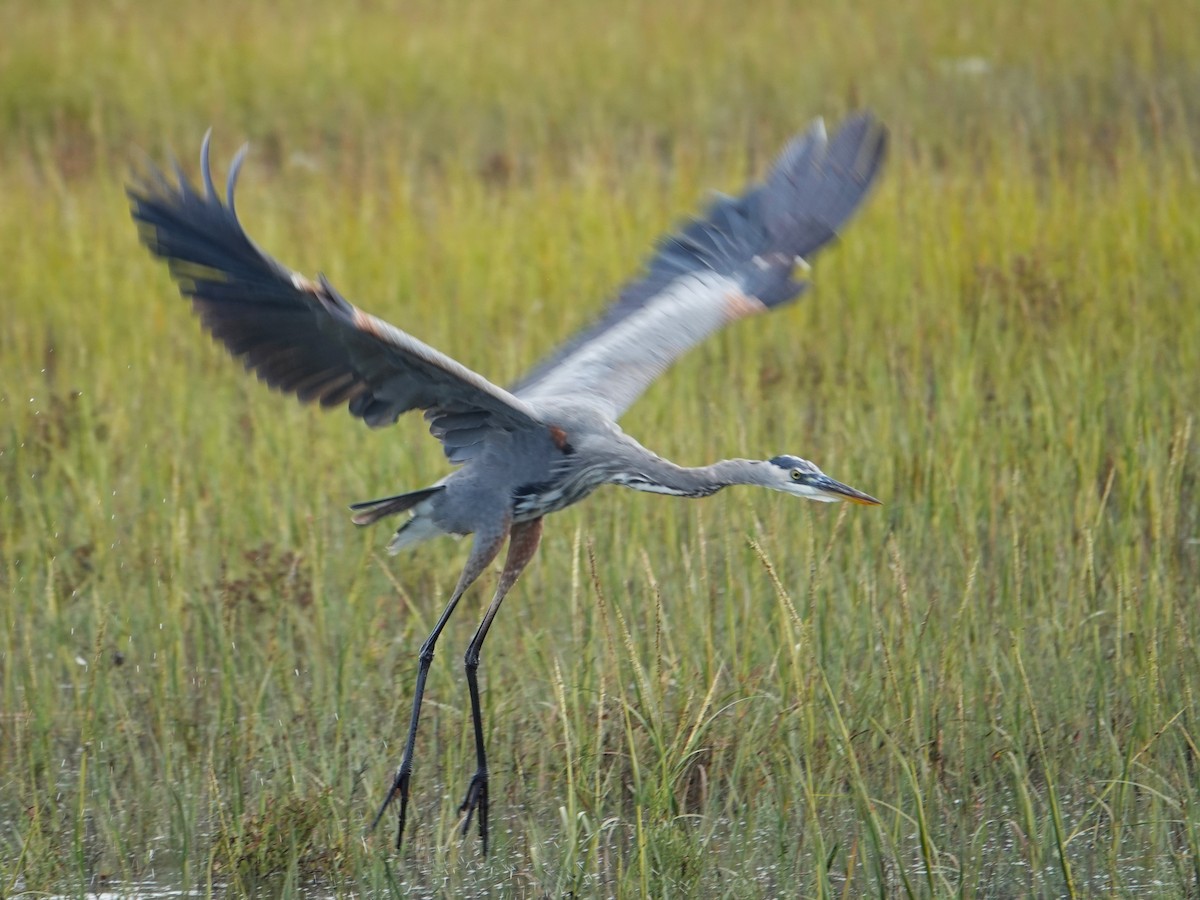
[[808, 473, 882, 506]]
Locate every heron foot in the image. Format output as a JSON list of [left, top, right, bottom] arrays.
[[458, 770, 489, 855], [370, 765, 413, 850]]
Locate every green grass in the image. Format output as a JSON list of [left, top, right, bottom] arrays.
[[3, 0, 1200, 895]]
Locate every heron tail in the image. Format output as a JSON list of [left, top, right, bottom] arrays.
[[349, 486, 444, 526]]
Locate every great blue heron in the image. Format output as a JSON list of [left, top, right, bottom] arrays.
[[129, 112, 886, 854]]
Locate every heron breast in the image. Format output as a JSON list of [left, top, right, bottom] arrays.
[[511, 478, 597, 520]]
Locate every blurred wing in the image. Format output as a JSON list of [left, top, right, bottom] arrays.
[[511, 112, 887, 420], [129, 135, 544, 462]]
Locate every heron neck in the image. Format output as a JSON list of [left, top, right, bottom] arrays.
[[611, 455, 765, 498]]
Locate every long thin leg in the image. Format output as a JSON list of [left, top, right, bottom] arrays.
[[458, 517, 544, 855], [369, 523, 510, 849]]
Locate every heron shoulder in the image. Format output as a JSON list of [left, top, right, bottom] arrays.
[[523, 396, 616, 433]]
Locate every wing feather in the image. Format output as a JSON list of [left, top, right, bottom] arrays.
[[129, 134, 545, 459], [511, 112, 887, 420]]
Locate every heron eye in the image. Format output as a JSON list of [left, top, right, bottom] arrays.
[[790, 469, 803, 482]]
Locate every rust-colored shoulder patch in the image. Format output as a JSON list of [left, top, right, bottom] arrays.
[[291, 272, 322, 294], [548, 426, 575, 454], [724, 290, 768, 321], [352, 306, 384, 338]]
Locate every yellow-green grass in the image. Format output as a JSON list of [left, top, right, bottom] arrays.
[[3, 0, 1199, 895]]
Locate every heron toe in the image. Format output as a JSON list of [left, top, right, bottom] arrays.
[[458, 770, 490, 855]]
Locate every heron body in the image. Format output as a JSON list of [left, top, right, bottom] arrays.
[[129, 112, 887, 854]]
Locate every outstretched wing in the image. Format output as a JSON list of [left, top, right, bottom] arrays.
[[511, 112, 887, 420], [129, 134, 544, 462]]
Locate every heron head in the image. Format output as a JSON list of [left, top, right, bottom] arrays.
[[766, 455, 881, 505]]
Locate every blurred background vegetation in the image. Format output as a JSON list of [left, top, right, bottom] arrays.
[[2, 0, 1198, 896]]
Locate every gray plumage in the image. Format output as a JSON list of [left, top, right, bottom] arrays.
[[129, 112, 887, 854]]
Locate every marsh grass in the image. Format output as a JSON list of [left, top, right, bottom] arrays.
[[3, 0, 1200, 896]]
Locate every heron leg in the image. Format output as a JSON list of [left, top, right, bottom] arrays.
[[370, 523, 510, 850], [458, 517, 544, 855]]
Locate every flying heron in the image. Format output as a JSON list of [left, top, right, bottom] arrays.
[[129, 112, 887, 854]]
